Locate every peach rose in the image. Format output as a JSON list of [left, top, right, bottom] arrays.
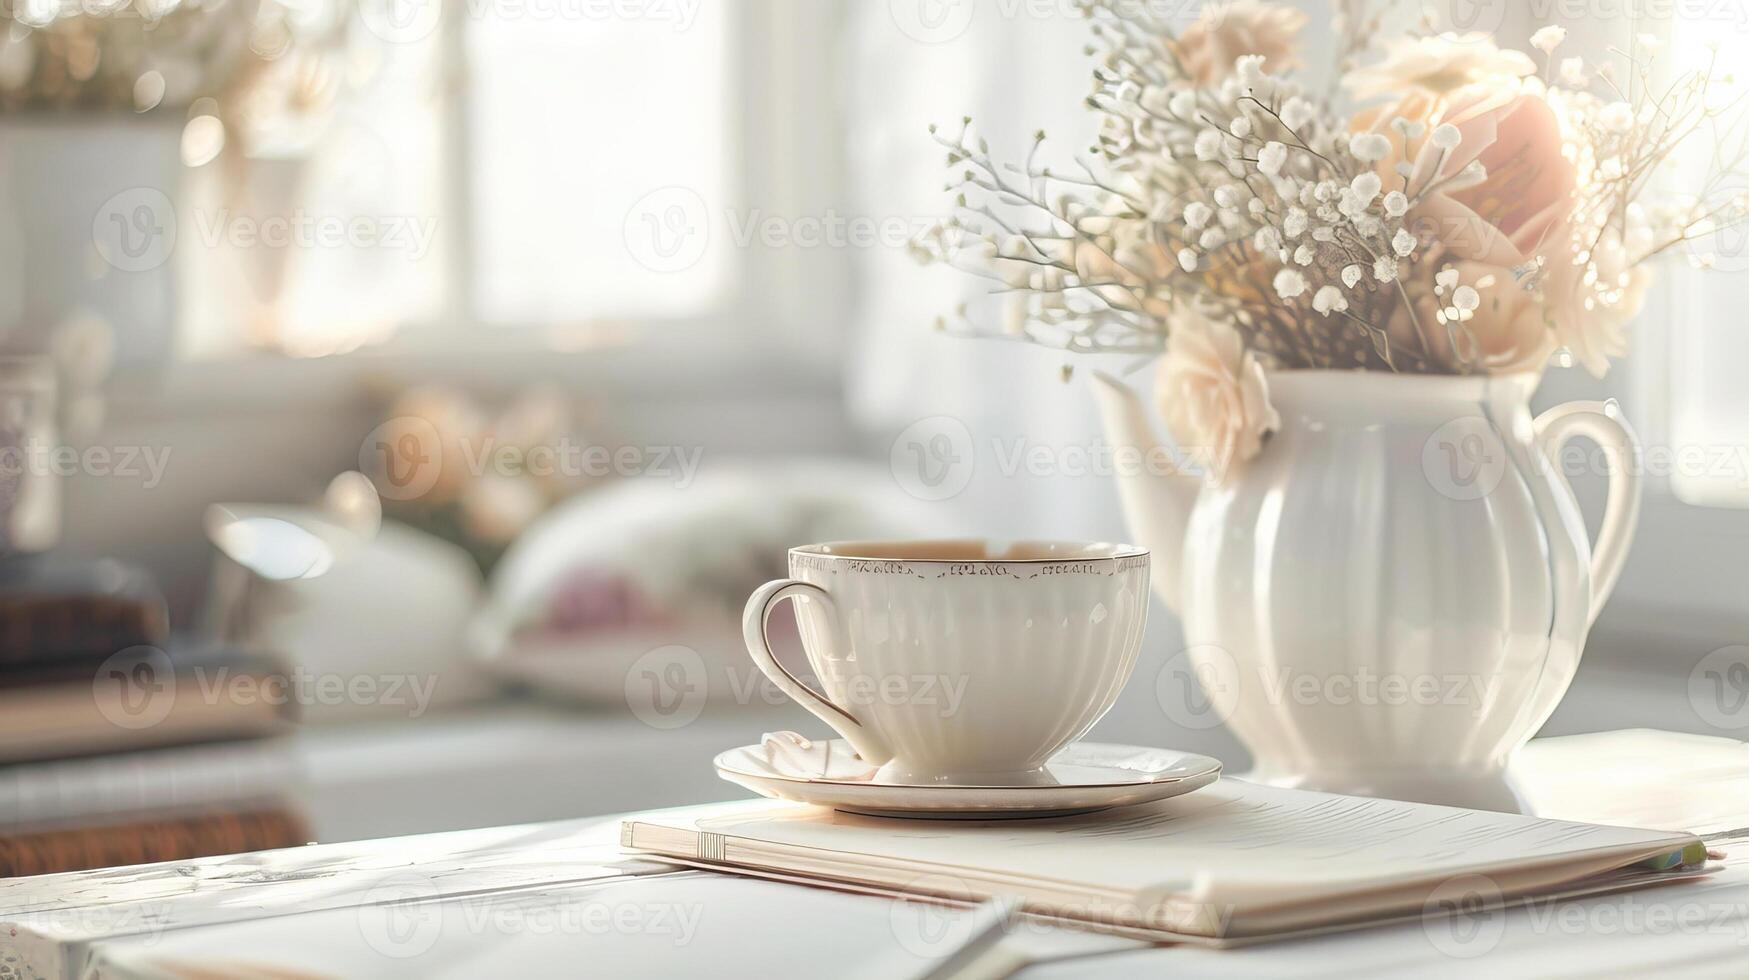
[[1355, 77, 1578, 375], [1358, 81, 1575, 270], [1155, 309, 1280, 480], [377, 386, 487, 506], [1171, 1, 1307, 86]]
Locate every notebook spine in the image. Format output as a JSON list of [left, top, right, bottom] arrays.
[[698, 832, 726, 863]]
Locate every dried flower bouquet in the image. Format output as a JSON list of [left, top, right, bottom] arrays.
[[915, 0, 1749, 470]]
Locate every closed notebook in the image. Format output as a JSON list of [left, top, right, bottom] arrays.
[[0, 557, 168, 669], [0, 739, 301, 831], [621, 780, 1712, 944], [0, 648, 294, 764]]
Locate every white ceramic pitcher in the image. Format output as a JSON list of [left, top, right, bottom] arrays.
[[1092, 368, 1641, 811]]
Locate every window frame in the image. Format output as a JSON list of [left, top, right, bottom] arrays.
[[144, 0, 851, 404]]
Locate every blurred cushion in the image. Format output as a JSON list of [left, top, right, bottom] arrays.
[[471, 460, 945, 706]]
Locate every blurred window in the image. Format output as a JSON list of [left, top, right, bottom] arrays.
[[1662, 19, 1749, 507], [185, 0, 745, 356], [463, 1, 731, 324]]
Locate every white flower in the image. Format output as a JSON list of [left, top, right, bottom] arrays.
[[1341, 264, 1362, 288], [1559, 56, 1586, 86], [1257, 140, 1287, 175], [1198, 228, 1224, 249], [1282, 207, 1308, 238], [1169, 90, 1198, 117], [1391, 117, 1426, 140], [1350, 172, 1382, 206], [1195, 128, 1225, 160], [1294, 244, 1314, 265], [1154, 310, 1281, 481], [1435, 268, 1461, 291], [1254, 226, 1280, 252], [1373, 255, 1398, 281], [1452, 159, 1488, 190], [1355, 214, 1383, 237], [1213, 185, 1240, 208], [1273, 268, 1308, 299], [1383, 190, 1408, 217], [1392, 227, 1417, 256], [1530, 25, 1566, 54], [1452, 284, 1481, 312], [1600, 102, 1634, 132], [1183, 201, 1213, 228], [1431, 123, 1462, 150], [1547, 227, 1647, 376], [1311, 285, 1347, 315], [1177, 248, 1198, 272], [1345, 33, 1535, 100], [1349, 133, 1392, 162], [1280, 97, 1315, 130], [1235, 54, 1267, 88], [1230, 115, 1254, 138]]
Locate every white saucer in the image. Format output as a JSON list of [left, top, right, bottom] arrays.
[[714, 733, 1222, 819]]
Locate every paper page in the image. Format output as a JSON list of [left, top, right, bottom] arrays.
[[77, 873, 1143, 980], [679, 780, 1696, 902], [1024, 864, 1749, 979]]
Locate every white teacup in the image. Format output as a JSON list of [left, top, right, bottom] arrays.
[[742, 540, 1150, 786]]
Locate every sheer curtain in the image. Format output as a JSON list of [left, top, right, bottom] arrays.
[[840, 2, 1245, 758], [844, 2, 1129, 541]]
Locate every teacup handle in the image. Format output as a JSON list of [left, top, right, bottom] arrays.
[[742, 579, 893, 765], [1534, 401, 1643, 627]]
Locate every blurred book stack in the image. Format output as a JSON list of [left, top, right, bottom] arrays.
[[0, 557, 307, 877]]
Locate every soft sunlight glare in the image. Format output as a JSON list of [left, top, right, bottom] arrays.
[[467, 6, 729, 324], [1665, 23, 1749, 506]]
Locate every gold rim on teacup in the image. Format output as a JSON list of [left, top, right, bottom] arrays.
[[746, 538, 1152, 785], [790, 539, 1148, 565]]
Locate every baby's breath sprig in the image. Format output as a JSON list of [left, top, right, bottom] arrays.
[[919, 2, 1749, 381]]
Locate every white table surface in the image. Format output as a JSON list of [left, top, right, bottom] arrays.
[[3, 728, 1746, 979]]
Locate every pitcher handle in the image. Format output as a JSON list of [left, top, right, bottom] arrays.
[[1533, 401, 1643, 627], [742, 579, 892, 765]]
